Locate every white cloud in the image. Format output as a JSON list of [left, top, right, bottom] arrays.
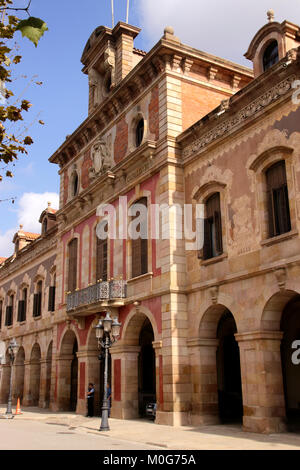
[[136, 0, 300, 65], [0, 228, 16, 259], [18, 192, 59, 233], [0, 192, 59, 258]]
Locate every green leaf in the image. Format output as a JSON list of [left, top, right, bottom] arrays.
[[16, 17, 48, 47]]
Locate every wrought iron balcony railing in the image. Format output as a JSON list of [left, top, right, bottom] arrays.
[[66, 280, 127, 312]]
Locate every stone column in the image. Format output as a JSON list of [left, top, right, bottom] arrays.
[[110, 344, 140, 419], [38, 357, 49, 408], [55, 354, 74, 411], [22, 361, 32, 406], [153, 340, 163, 418], [187, 337, 220, 426], [236, 331, 286, 434]]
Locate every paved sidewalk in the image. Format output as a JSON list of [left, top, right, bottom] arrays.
[[1, 405, 300, 450]]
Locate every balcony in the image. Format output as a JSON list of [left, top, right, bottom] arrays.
[[66, 280, 127, 315]]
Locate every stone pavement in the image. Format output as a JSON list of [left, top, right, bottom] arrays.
[[1, 405, 300, 450]]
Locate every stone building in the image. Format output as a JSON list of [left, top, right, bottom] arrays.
[[1, 11, 300, 434]]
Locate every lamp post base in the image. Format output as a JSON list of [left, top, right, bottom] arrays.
[[0, 414, 14, 419]]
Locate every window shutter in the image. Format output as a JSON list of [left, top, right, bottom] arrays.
[[48, 286, 56, 312], [214, 210, 223, 255], [266, 161, 291, 237], [131, 198, 148, 278], [96, 237, 108, 282], [18, 300, 23, 322], [68, 239, 78, 292], [33, 294, 38, 317], [203, 218, 212, 260]]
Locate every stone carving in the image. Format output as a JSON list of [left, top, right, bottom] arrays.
[[89, 68, 101, 107], [274, 267, 287, 290], [229, 195, 254, 254], [209, 285, 219, 304], [89, 136, 113, 178], [183, 75, 297, 159]]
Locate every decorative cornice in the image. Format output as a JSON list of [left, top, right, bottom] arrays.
[[182, 74, 297, 160]]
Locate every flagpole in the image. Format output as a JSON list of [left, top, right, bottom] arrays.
[[111, 0, 114, 28], [126, 0, 130, 23]]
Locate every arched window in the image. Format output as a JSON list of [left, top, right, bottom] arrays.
[[68, 239, 78, 292], [263, 40, 279, 72], [131, 197, 148, 278], [266, 160, 291, 238], [136, 118, 144, 147], [96, 223, 108, 282], [203, 193, 223, 260], [33, 281, 42, 317], [18, 287, 27, 322]]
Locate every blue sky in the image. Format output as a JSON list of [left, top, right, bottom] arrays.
[[1, 0, 300, 257]]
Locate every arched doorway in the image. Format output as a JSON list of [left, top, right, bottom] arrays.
[[280, 296, 300, 431], [45, 342, 52, 408], [120, 310, 157, 419], [216, 311, 243, 423], [58, 330, 79, 411], [14, 347, 25, 405], [196, 304, 243, 426], [29, 344, 41, 406], [138, 318, 156, 417]]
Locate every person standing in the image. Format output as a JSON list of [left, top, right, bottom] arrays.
[[86, 382, 95, 417]]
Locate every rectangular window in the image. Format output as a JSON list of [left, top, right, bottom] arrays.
[[18, 289, 27, 322], [33, 282, 42, 317], [266, 161, 291, 238], [48, 286, 56, 312], [96, 235, 108, 282], [203, 193, 223, 260], [5, 295, 13, 326], [131, 198, 148, 278], [68, 239, 78, 292]]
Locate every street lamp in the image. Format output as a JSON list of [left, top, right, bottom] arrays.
[[5, 338, 18, 419], [95, 312, 121, 431]]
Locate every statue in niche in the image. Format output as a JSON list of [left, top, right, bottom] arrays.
[[90, 136, 113, 178]]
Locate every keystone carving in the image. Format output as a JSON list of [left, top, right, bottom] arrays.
[[274, 267, 287, 290]]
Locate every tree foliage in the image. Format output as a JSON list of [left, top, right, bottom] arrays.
[[0, 0, 47, 181]]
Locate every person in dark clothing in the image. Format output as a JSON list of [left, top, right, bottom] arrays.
[[86, 383, 95, 417]]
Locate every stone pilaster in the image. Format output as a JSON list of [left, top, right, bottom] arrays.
[[187, 338, 220, 426], [236, 331, 286, 434]]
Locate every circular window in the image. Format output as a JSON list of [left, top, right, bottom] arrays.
[[136, 118, 144, 147]]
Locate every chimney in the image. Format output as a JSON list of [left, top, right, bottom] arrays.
[[112, 22, 141, 85]]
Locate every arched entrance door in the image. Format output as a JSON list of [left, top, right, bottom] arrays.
[[281, 296, 300, 431], [58, 330, 79, 411], [29, 344, 41, 406], [138, 318, 156, 417], [216, 311, 243, 423]]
